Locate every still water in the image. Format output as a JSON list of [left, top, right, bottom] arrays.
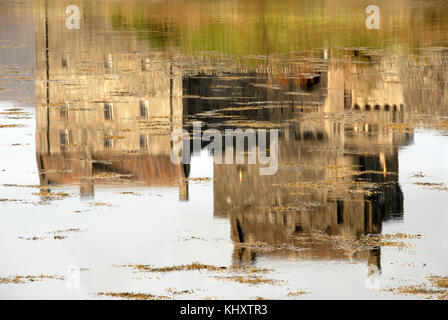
[[1, 0, 448, 299]]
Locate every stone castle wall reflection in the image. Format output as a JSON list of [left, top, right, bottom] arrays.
[[34, 0, 188, 199], [33, 0, 448, 289]]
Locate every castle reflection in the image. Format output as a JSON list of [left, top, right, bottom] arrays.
[[33, 0, 448, 287], [185, 52, 409, 286]]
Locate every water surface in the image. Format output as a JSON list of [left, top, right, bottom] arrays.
[[1, 0, 448, 299]]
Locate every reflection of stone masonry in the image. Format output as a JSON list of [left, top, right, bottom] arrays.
[[205, 47, 448, 284], [34, 0, 189, 199], [34, 2, 448, 280], [183, 50, 414, 280]]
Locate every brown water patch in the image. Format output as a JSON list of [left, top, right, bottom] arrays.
[[0, 274, 63, 284], [96, 292, 171, 300], [287, 290, 309, 297], [0, 124, 24, 128], [214, 276, 281, 286], [118, 262, 270, 274]]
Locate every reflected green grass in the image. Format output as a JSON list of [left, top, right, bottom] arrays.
[[74, 0, 448, 55]]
